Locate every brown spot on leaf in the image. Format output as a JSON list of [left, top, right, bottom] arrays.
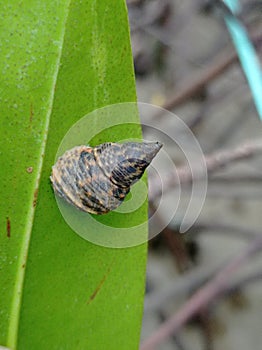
[[87, 274, 107, 305], [87, 260, 115, 305], [26, 166, 33, 173], [6, 217, 11, 238], [33, 188, 38, 207]]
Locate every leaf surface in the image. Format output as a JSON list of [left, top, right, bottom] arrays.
[[0, 1, 147, 349]]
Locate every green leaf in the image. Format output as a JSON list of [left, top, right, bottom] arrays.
[[0, 1, 147, 349]]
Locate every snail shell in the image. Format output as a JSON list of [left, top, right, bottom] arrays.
[[51, 141, 162, 214]]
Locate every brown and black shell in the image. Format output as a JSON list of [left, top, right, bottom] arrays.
[[50, 141, 162, 214]]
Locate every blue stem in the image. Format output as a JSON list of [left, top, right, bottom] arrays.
[[223, 0, 262, 121]]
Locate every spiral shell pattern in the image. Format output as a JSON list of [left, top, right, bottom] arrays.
[[51, 141, 162, 214]]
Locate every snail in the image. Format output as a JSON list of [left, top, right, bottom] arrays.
[[51, 141, 162, 214]]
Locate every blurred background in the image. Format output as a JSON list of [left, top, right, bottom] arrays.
[[126, 1, 262, 349]]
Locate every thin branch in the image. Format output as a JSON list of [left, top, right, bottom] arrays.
[[140, 235, 262, 350], [183, 78, 250, 131], [144, 223, 262, 312], [189, 221, 262, 240], [159, 31, 262, 111], [208, 173, 262, 183], [225, 270, 262, 295], [149, 138, 262, 200], [145, 224, 262, 313], [144, 263, 221, 313], [204, 185, 262, 200]]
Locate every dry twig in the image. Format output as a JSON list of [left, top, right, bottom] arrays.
[[160, 32, 262, 111], [149, 139, 262, 200], [140, 234, 262, 350]]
